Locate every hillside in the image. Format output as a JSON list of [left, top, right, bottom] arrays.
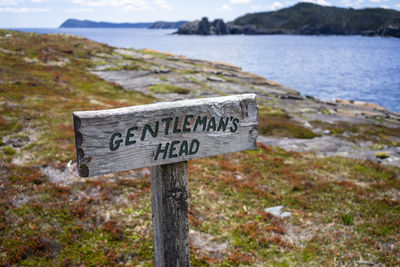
[[1, 29, 400, 265], [149, 20, 189, 29], [231, 2, 400, 36], [60, 19, 152, 28], [176, 3, 400, 37]]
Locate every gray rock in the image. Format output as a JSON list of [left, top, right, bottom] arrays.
[[211, 19, 230, 35], [207, 76, 225, 82], [198, 17, 211, 35], [304, 121, 312, 128], [150, 66, 171, 74], [176, 20, 200, 35], [176, 17, 230, 35], [257, 135, 400, 168], [264, 206, 291, 218]]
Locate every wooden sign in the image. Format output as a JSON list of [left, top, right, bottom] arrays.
[[73, 94, 258, 177], [73, 94, 258, 266]]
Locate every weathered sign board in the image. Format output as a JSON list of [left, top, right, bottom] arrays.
[[73, 94, 258, 266], [73, 94, 258, 177]]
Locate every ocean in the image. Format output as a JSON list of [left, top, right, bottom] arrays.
[[14, 28, 400, 113]]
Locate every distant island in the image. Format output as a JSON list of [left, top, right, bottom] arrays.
[[176, 2, 400, 37], [59, 19, 188, 29], [149, 21, 189, 29]]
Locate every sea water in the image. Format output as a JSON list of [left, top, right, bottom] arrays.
[[14, 28, 400, 112]]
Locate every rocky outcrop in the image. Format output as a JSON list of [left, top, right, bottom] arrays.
[[361, 25, 400, 38], [211, 19, 230, 35], [176, 17, 230, 35]]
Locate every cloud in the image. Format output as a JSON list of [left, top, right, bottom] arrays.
[[66, 8, 93, 12], [396, 4, 400, 9], [379, 5, 389, 8], [70, 0, 150, 11], [270, 1, 283, 10], [0, 7, 50, 12], [0, 0, 23, 6], [342, 0, 364, 7], [154, 0, 172, 10], [221, 4, 231, 10], [369, 0, 381, 2], [250, 4, 263, 11], [230, 0, 251, 4], [302, 0, 332, 6]]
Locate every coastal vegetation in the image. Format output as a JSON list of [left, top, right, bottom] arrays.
[[1, 29, 399, 266]]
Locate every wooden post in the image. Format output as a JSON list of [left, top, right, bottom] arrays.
[[151, 161, 190, 267]]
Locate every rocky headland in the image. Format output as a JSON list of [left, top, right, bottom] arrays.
[[176, 3, 400, 37]]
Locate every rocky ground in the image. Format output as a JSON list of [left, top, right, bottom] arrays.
[[1, 30, 400, 266], [90, 47, 400, 167]]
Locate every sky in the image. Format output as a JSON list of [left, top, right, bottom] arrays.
[[0, 0, 399, 28]]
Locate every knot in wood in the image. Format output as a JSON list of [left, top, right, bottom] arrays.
[[166, 188, 188, 210]]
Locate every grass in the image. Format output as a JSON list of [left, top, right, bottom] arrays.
[[258, 106, 319, 139], [341, 213, 354, 226], [1, 29, 400, 266], [0, 29, 153, 165], [149, 83, 190, 94]]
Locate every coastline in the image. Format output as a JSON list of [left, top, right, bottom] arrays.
[[10, 27, 400, 114], [88, 45, 400, 167], [1, 29, 400, 265]]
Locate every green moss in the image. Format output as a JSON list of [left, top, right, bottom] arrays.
[[370, 143, 385, 150], [91, 58, 108, 66], [375, 152, 390, 159], [159, 75, 168, 81], [149, 83, 190, 94], [320, 108, 331, 115], [2, 146, 16, 155]]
